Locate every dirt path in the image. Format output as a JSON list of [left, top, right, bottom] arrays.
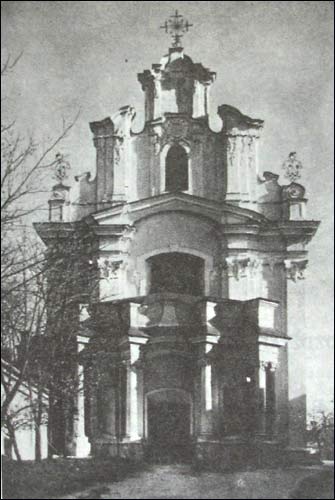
[[57, 464, 334, 499]]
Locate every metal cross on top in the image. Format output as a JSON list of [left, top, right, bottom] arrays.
[[160, 10, 193, 48]]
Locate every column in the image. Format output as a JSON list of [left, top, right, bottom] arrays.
[[90, 118, 114, 206], [193, 338, 218, 439], [124, 343, 142, 441], [257, 354, 279, 439], [265, 364, 276, 437], [75, 338, 91, 457], [95, 357, 118, 442], [285, 258, 308, 447], [225, 135, 241, 202], [258, 363, 267, 435]]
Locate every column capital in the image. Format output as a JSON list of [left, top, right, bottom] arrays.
[[260, 360, 278, 372], [284, 258, 308, 281], [224, 255, 262, 280]]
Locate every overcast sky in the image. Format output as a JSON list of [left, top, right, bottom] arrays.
[[2, 1, 334, 409]]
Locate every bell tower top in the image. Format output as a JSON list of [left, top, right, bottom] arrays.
[[138, 12, 216, 121]]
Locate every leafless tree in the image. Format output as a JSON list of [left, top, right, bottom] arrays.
[[1, 52, 79, 460]]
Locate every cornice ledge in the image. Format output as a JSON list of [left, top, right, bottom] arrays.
[[33, 221, 76, 243], [258, 334, 290, 347]]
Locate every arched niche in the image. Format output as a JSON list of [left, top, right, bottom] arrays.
[[147, 252, 204, 295], [160, 142, 192, 194], [135, 246, 213, 296]]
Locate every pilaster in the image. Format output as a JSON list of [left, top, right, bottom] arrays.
[[90, 118, 115, 208], [120, 336, 148, 442], [191, 336, 218, 439], [218, 105, 263, 206], [285, 258, 308, 447], [74, 336, 91, 457]]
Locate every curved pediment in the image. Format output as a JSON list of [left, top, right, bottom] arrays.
[[88, 192, 268, 228]]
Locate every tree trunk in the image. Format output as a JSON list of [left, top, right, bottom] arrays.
[[6, 417, 22, 462], [35, 394, 42, 461]]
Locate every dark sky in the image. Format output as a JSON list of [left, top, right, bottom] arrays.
[[2, 1, 334, 409]]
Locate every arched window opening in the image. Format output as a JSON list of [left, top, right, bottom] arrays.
[[165, 144, 188, 192], [148, 252, 204, 295]]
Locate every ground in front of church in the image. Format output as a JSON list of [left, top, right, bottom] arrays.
[[3, 458, 333, 499], [57, 463, 333, 500]]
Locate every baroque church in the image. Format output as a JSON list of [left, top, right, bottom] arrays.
[[35, 12, 319, 465]]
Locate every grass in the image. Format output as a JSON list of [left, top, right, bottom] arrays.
[[289, 468, 334, 499], [2, 457, 334, 500], [2, 456, 144, 500]]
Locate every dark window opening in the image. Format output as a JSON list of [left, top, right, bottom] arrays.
[[148, 252, 204, 295], [165, 144, 188, 192]]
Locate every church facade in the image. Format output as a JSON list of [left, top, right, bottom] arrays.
[[35, 17, 319, 465]]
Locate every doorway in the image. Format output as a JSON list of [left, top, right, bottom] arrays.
[[146, 389, 192, 463]]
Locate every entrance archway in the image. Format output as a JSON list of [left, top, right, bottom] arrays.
[[145, 389, 193, 463]]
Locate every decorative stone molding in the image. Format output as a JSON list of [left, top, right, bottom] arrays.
[[113, 136, 124, 166], [262, 257, 283, 273], [247, 257, 262, 277], [225, 256, 249, 280], [151, 134, 161, 155], [282, 152, 302, 183], [260, 360, 278, 372], [218, 105, 264, 137], [281, 182, 305, 200], [112, 105, 136, 138], [54, 152, 71, 183], [224, 256, 262, 280], [227, 136, 237, 167], [209, 263, 222, 281], [284, 259, 308, 281], [97, 258, 122, 280], [165, 118, 191, 143], [246, 136, 255, 170], [120, 226, 137, 254], [259, 344, 280, 370], [260, 171, 279, 183], [130, 270, 142, 295]]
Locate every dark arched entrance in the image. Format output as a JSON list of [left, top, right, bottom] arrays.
[[146, 389, 192, 463], [148, 252, 204, 295]]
